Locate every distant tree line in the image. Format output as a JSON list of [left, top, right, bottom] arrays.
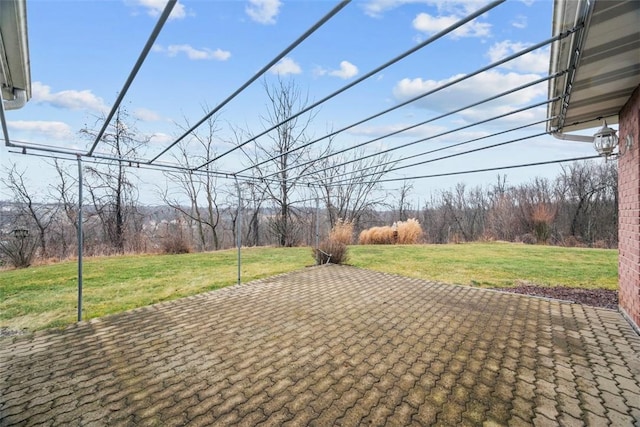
[[0, 79, 618, 268], [400, 161, 617, 247], [0, 156, 618, 269]]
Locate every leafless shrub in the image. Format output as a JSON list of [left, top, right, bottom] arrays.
[[531, 203, 556, 244], [479, 232, 497, 242], [312, 220, 351, 265], [0, 231, 39, 268], [449, 232, 464, 244], [592, 239, 611, 249], [313, 239, 348, 265], [563, 235, 587, 248], [161, 235, 191, 254], [518, 233, 537, 245]]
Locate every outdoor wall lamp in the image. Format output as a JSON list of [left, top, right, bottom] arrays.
[[12, 228, 29, 240], [619, 134, 634, 156], [593, 120, 618, 158]]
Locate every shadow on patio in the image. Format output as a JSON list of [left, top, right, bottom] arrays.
[[1, 265, 639, 426]]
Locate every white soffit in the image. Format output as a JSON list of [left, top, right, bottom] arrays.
[[548, 0, 640, 133], [0, 0, 31, 106]]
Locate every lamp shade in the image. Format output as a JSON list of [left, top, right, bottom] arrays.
[[593, 121, 618, 157], [12, 228, 29, 239]]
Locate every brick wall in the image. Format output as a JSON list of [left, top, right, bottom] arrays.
[[618, 85, 640, 332]]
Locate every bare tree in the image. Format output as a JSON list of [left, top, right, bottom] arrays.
[[238, 78, 318, 247], [162, 111, 223, 251], [1, 163, 56, 258], [80, 107, 148, 254], [48, 159, 80, 258], [421, 194, 447, 243], [512, 177, 554, 237], [225, 123, 270, 247], [485, 175, 517, 241], [242, 181, 267, 247], [440, 183, 486, 242], [556, 161, 617, 244], [395, 180, 414, 222], [311, 146, 395, 232]]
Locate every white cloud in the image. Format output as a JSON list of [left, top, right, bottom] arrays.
[[413, 13, 455, 33], [392, 70, 547, 122], [329, 61, 359, 79], [148, 132, 173, 144], [487, 41, 549, 74], [8, 120, 73, 140], [363, 0, 411, 17], [313, 66, 327, 77], [315, 61, 359, 79], [348, 122, 447, 139], [127, 0, 188, 20], [153, 44, 231, 61], [134, 108, 163, 122], [455, 104, 545, 124], [364, 1, 493, 39], [511, 15, 527, 29], [246, 0, 282, 24], [31, 82, 108, 113], [269, 57, 302, 75], [363, 0, 493, 18], [413, 13, 491, 38]]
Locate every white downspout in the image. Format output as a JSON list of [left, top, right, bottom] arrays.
[[551, 131, 592, 143], [2, 88, 27, 110]]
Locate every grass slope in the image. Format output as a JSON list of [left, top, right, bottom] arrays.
[[0, 243, 617, 331], [0, 247, 308, 331], [349, 243, 617, 290]]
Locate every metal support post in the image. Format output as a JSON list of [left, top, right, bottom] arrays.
[[315, 196, 320, 249], [77, 155, 84, 322], [234, 176, 242, 285]]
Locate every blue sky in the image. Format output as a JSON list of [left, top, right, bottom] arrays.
[[2, 0, 600, 205]]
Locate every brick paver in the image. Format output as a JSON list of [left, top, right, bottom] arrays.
[[1, 265, 639, 426]]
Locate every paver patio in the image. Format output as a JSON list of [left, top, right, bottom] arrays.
[[1, 265, 639, 426]]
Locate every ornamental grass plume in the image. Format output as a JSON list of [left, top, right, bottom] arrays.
[[358, 219, 423, 245], [329, 219, 354, 245], [358, 226, 394, 245], [397, 218, 423, 244]]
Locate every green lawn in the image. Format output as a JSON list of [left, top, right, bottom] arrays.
[[0, 247, 309, 331], [349, 243, 617, 289], [0, 243, 617, 331]]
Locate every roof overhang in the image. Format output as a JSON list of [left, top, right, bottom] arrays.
[[547, 0, 640, 133], [0, 0, 31, 110]]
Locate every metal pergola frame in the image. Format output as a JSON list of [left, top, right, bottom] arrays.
[[0, 0, 599, 322]]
